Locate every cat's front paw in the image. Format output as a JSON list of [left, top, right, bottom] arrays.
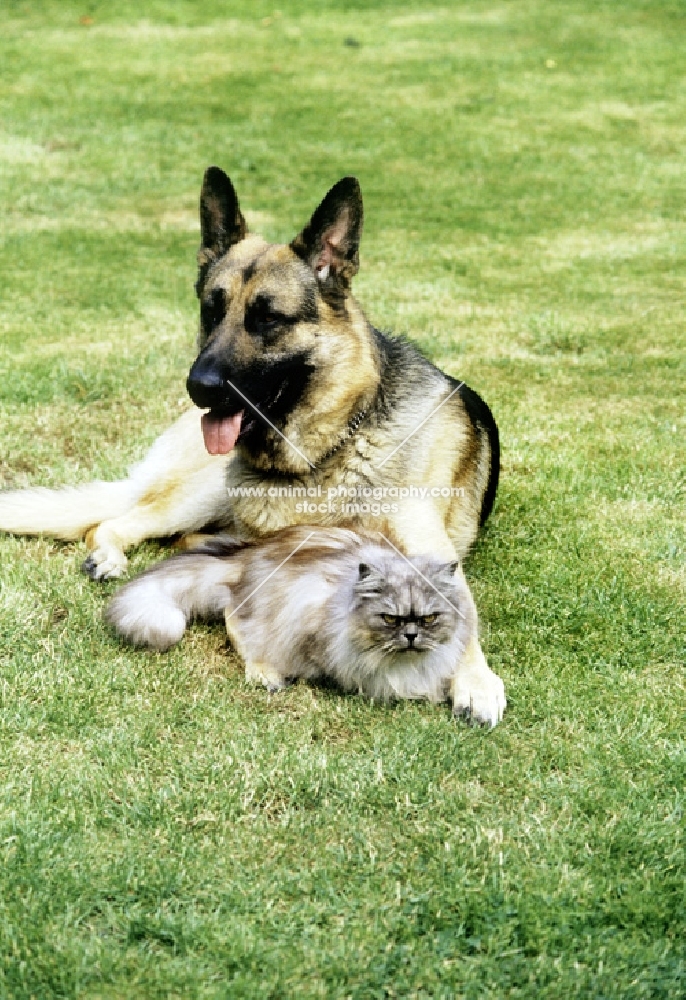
[[451, 638, 506, 728], [244, 659, 289, 694]]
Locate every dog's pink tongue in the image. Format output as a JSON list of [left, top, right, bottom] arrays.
[[201, 411, 243, 455]]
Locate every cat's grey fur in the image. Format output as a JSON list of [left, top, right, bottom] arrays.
[[106, 527, 478, 704]]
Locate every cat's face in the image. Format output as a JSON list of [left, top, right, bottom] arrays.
[[350, 553, 462, 656]]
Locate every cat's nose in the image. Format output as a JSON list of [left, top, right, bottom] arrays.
[[405, 630, 417, 647]]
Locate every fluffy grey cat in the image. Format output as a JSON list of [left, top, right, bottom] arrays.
[[106, 527, 478, 704]]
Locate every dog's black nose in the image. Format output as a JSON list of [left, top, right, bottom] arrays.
[[186, 354, 227, 409]]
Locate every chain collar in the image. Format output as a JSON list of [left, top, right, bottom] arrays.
[[317, 404, 371, 465]]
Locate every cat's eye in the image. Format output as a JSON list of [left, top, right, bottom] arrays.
[[381, 614, 400, 627], [421, 614, 439, 625]]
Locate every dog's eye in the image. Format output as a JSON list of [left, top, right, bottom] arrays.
[[245, 295, 289, 337], [201, 289, 226, 333], [420, 614, 439, 626], [381, 614, 400, 627]]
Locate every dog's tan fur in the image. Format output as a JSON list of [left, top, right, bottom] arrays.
[[0, 168, 505, 725]]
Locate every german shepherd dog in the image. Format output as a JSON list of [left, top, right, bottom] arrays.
[[0, 167, 506, 725]]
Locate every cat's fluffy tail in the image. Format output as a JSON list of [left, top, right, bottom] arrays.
[[106, 544, 243, 651]]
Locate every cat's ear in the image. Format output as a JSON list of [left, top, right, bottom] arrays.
[[438, 560, 460, 582], [356, 562, 384, 590]]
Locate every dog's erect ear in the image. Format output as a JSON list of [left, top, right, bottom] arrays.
[[196, 167, 247, 294], [200, 166, 247, 255], [290, 177, 363, 294]]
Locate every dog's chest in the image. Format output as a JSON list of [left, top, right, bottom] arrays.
[[226, 437, 394, 536]]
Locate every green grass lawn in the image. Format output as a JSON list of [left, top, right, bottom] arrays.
[[0, 1, 684, 997]]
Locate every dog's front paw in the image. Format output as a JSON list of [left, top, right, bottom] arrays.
[[82, 547, 128, 581], [451, 637, 506, 728], [452, 667, 506, 728]]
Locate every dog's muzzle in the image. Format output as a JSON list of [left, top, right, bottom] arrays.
[[187, 350, 315, 422], [186, 352, 242, 412]]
